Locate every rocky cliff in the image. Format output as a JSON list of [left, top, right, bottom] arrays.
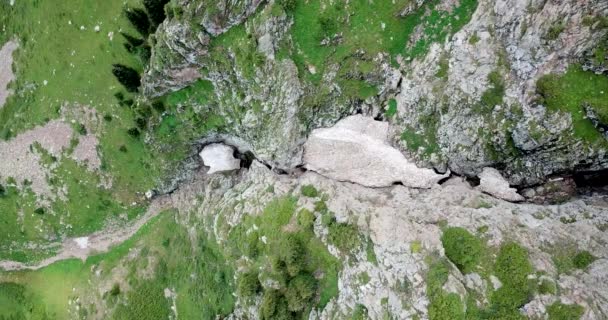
[[143, 0, 608, 189]]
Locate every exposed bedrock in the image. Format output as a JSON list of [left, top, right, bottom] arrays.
[[303, 115, 449, 188]]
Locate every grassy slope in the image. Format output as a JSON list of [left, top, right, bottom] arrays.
[[0, 0, 165, 260], [537, 65, 608, 143]]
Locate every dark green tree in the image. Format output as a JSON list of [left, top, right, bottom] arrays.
[[124, 8, 151, 37], [120, 32, 145, 52], [112, 64, 141, 93], [0, 183, 6, 197], [143, 0, 171, 28], [127, 128, 141, 138]]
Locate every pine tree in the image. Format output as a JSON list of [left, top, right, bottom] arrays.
[[143, 0, 171, 28], [124, 8, 151, 37], [120, 32, 145, 53], [112, 64, 141, 93]]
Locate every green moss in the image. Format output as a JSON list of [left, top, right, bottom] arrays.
[[536, 65, 608, 143], [441, 227, 483, 273], [547, 302, 584, 320]]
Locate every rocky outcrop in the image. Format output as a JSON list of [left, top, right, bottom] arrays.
[[304, 115, 449, 188], [199, 143, 240, 174], [477, 167, 524, 202], [0, 40, 18, 108], [395, 0, 608, 186], [142, 0, 263, 97]]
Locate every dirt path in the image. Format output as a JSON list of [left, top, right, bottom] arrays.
[[0, 195, 173, 271], [0, 40, 18, 108]]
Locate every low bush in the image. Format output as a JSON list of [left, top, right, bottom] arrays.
[[328, 221, 361, 253], [440, 227, 482, 273], [300, 185, 319, 198], [238, 270, 261, 298], [492, 242, 533, 309], [573, 251, 596, 269]]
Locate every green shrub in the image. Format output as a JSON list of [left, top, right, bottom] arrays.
[[277, 234, 305, 277], [278, 0, 296, 12], [328, 221, 361, 253], [440, 227, 482, 273], [0, 184, 5, 197], [300, 185, 319, 198], [553, 248, 597, 274], [260, 290, 293, 320], [538, 278, 556, 295], [546, 21, 565, 40], [109, 283, 121, 296], [572, 251, 596, 269], [428, 293, 465, 320], [77, 123, 87, 135], [547, 302, 584, 320], [351, 304, 369, 320], [297, 209, 315, 230], [285, 274, 317, 312], [238, 271, 261, 298], [127, 127, 141, 138], [492, 242, 533, 309]]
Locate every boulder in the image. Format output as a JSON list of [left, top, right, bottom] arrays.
[[303, 115, 449, 188], [477, 167, 524, 202], [199, 144, 241, 174]]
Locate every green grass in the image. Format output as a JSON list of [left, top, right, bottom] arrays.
[[425, 259, 465, 320], [0, 0, 176, 261], [385, 99, 398, 118], [0, 209, 239, 320], [536, 65, 608, 142], [401, 112, 441, 158], [552, 247, 597, 274], [547, 301, 584, 320]]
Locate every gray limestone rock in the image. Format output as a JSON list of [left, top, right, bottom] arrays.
[[304, 115, 449, 188], [477, 167, 525, 202]]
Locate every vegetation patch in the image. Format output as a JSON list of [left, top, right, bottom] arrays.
[[536, 65, 608, 143], [547, 301, 584, 320], [226, 196, 341, 319], [441, 227, 483, 274]]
